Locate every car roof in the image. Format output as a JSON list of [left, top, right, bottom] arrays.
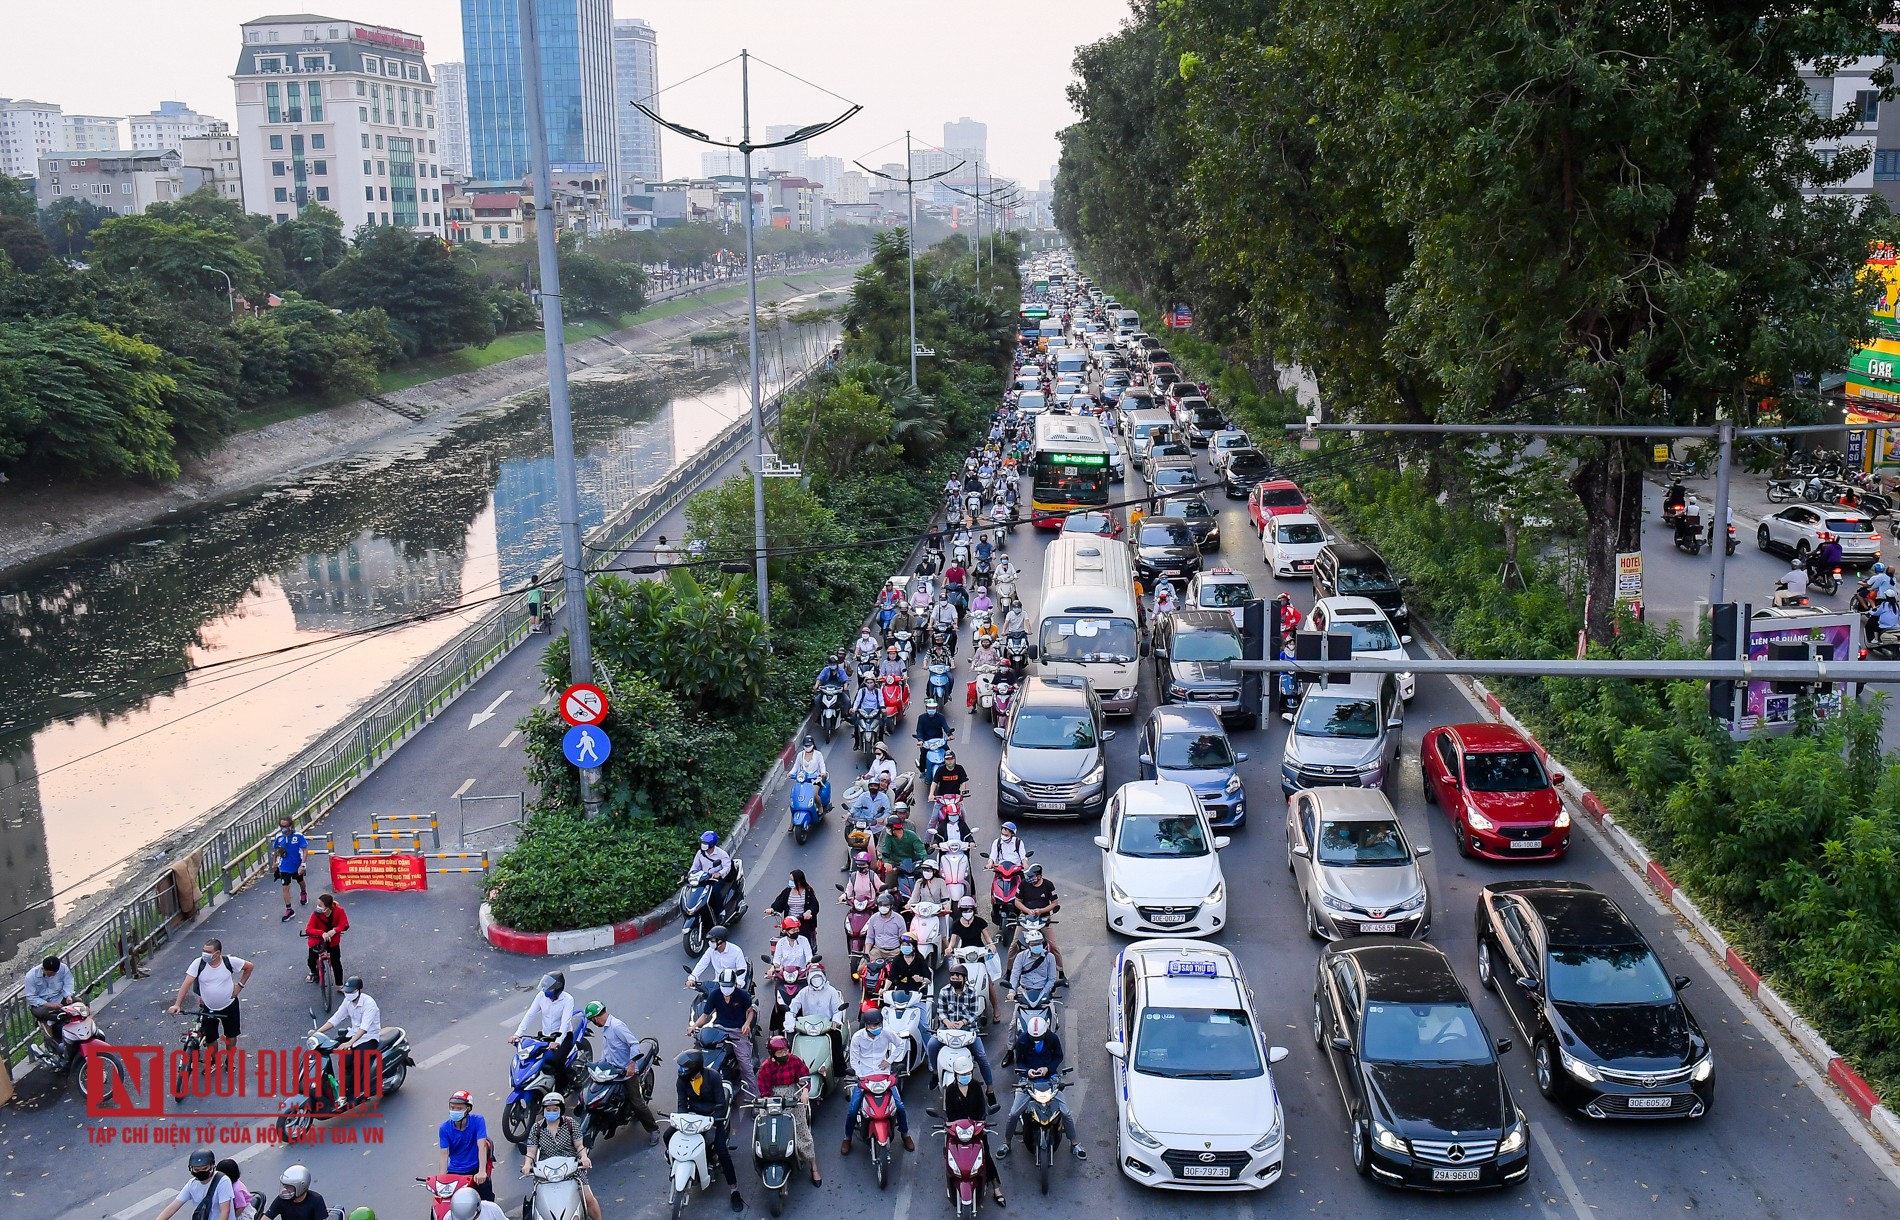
[[1169, 609, 1237, 633], [1486, 882, 1642, 949], [1019, 675, 1092, 709], [1148, 703, 1227, 735], [1258, 479, 1302, 492], [1197, 567, 1250, 584], [1334, 942, 1468, 1004], [1116, 779, 1203, 817], [1227, 447, 1269, 461], [1127, 941, 1247, 1006], [1313, 596, 1389, 619], [1143, 514, 1191, 526], [1326, 540, 1387, 565], [1273, 513, 1322, 528], [1446, 721, 1535, 752], [1303, 787, 1399, 820]]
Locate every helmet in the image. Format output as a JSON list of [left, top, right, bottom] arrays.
[[948, 964, 968, 980], [831, 651, 844, 663], [1000, 821, 1017, 834], [947, 1049, 975, 1077], [957, 896, 976, 910], [854, 852, 872, 866], [449, 1188, 482, 1220], [919, 860, 937, 874], [1793, 557, 1806, 569], [709, 924, 729, 942], [542, 1092, 565, 1108], [900, 934, 917, 949], [1877, 564, 1887, 575], [279, 1166, 312, 1195], [716, 968, 739, 988], [1025, 1012, 1050, 1038], [874, 742, 891, 755], [448, 1090, 473, 1106], [809, 969, 828, 989], [700, 831, 720, 847], [189, 1149, 216, 1171], [1026, 862, 1044, 878], [539, 971, 565, 999], [1021, 929, 1046, 951], [677, 1050, 705, 1075], [781, 916, 801, 933], [348, 1210, 376, 1220], [861, 1009, 883, 1028], [768, 1035, 790, 1053], [343, 977, 364, 996], [802, 735, 815, 748], [583, 1001, 606, 1020]]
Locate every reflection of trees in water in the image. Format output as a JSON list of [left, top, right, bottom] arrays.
[[0, 736, 54, 962]]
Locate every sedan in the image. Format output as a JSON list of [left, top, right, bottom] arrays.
[[1096, 780, 1230, 936], [1060, 508, 1125, 540], [1263, 513, 1329, 578], [1247, 480, 1309, 535], [1137, 703, 1248, 827], [1209, 429, 1253, 471], [1313, 941, 1529, 1190], [1421, 723, 1571, 859], [1183, 404, 1227, 446], [1153, 609, 1246, 720], [1221, 449, 1275, 497], [1177, 494, 1221, 550], [1135, 517, 1203, 585], [1147, 461, 1202, 511], [1475, 881, 1713, 1118], [1286, 786, 1431, 940], [1307, 596, 1414, 701], [1187, 567, 1254, 628], [1756, 505, 1881, 567], [1142, 440, 1194, 481]]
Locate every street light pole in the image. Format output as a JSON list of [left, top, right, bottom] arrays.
[[854, 142, 963, 388], [518, 0, 599, 815], [200, 265, 234, 318]]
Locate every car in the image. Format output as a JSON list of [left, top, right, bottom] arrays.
[[1137, 703, 1249, 827], [1474, 881, 1713, 1118], [1279, 671, 1405, 794], [1756, 505, 1882, 567], [1183, 403, 1227, 446], [1059, 508, 1125, 539], [1134, 515, 1203, 586], [1097, 780, 1232, 937], [1286, 787, 1432, 940], [1247, 480, 1309, 535], [1153, 608, 1246, 720], [1420, 723, 1571, 859], [1015, 373, 1042, 393], [1017, 390, 1048, 417], [1147, 460, 1202, 511], [1221, 450, 1275, 497], [1187, 567, 1254, 628], [1307, 596, 1414, 701], [1108, 941, 1289, 1190], [1153, 371, 1183, 395], [1262, 513, 1329, 578], [1177, 493, 1220, 550], [1141, 440, 1193, 482], [1208, 429, 1254, 471], [1101, 372, 1131, 403], [1103, 431, 1132, 482], [994, 675, 1113, 819], [1314, 540, 1411, 636], [1312, 940, 1528, 1190]]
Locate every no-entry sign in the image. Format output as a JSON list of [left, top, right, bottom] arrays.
[[559, 682, 609, 727]]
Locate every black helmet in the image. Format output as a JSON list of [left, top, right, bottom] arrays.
[[343, 977, 364, 996], [709, 924, 729, 942], [861, 1008, 883, 1028], [189, 1148, 216, 1171], [539, 971, 565, 999], [676, 1050, 704, 1076]]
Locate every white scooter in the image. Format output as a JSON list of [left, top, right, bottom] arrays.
[[665, 1111, 723, 1216], [906, 899, 946, 970], [882, 988, 932, 1080], [936, 839, 974, 909], [932, 1024, 981, 1091], [946, 945, 998, 1027], [524, 1156, 584, 1220]]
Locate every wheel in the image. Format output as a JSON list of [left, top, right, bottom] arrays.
[[382, 1059, 407, 1095], [277, 1109, 313, 1143], [1285, 839, 1295, 873], [1477, 938, 1497, 991], [502, 1100, 533, 1146], [1796, 540, 1811, 562], [580, 1115, 598, 1151], [1422, 776, 1438, 806], [1039, 1155, 1051, 1195], [875, 1153, 889, 1190], [1455, 816, 1474, 858], [669, 1192, 686, 1220], [683, 921, 707, 959], [1758, 526, 1772, 552], [1534, 1038, 1559, 1100], [769, 1186, 785, 1217], [1305, 896, 1322, 940], [794, 824, 809, 846], [1351, 1118, 1370, 1177], [318, 966, 336, 1013], [171, 1040, 198, 1103], [1312, 994, 1326, 1048], [1769, 484, 1789, 503]]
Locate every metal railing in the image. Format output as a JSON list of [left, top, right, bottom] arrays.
[[0, 353, 826, 1076]]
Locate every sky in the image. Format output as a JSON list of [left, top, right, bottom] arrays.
[[0, 0, 1130, 186]]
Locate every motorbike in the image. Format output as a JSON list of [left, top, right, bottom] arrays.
[[971, 665, 999, 716], [790, 1013, 839, 1104], [883, 988, 932, 1080], [906, 899, 946, 969], [1000, 632, 1030, 680], [927, 658, 955, 706], [762, 959, 809, 1035], [276, 1010, 414, 1144], [815, 683, 846, 742], [991, 501, 1013, 533], [500, 1031, 594, 1147], [750, 1091, 807, 1217], [985, 857, 1025, 948], [27, 1000, 122, 1104], [990, 676, 1015, 726], [1853, 578, 1878, 612], [931, 1025, 982, 1090], [838, 886, 877, 979], [969, 610, 998, 645], [418, 1175, 474, 1220], [881, 676, 911, 737], [854, 1073, 903, 1190], [995, 570, 1018, 605], [919, 736, 949, 783], [934, 1116, 991, 1219], [1672, 516, 1704, 554], [577, 1036, 660, 1150], [854, 704, 884, 757], [947, 946, 1000, 1026], [789, 771, 824, 846], [664, 1110, 726, 1219], [930, 794, 974, 847], [1808, 560, 1843, 595], [889, 855, 924, 904], [936, 839, 975, 908], [1767, 476, 1805, 503], [523, 1156, 585, 1220], [892, 629, 917, 668], [1012, 1068, 1075, 1195], [1009, 980, 1063, 1048], [679, 859, 748, 959]]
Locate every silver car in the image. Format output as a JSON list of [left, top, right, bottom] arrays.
[[1285, 788, 1432, 941], [1279, 671, 1404, 794]]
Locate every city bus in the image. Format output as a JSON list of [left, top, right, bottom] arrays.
[[1019, 302, 1049, 345], [1031, 413, 1112, 528]]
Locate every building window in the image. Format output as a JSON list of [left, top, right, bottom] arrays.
[[313, 160, 326, 175], [1876, 149, 1900, 180], [266, 83, 281, 123], [277, 212, 288, 222], [309, 83, 322, 121], [382, 212, 390, 224], [375, 135, 384, 149], [1817, 147, 1839, 170], [122, 182, 132, 194], [365, 187, 375, 201], [268, 30, 278, 42], [482, 226, 492, 239], [315, 186, 329, 201], [425, 91, 433, 105], [399, 87, 408, 104], [259, 57, 282, 72], [274, 187, 288, 202], [499, 225, 509, 239], [408, 64, 421, 81], [312, 134, 325, 149], [359, 107, 369, 122], [364, 56, 379, 74], [429, 140, 437, 154], [356, 81, 366, 96], [273, 161, 285, 176], [270, 134, 283, 150], [302, 56, 325, 72], [379, 186, 388, 200], [427, 115, 435, 130], [329, 27, 339, 38], [360, 134, 370, 149], [1808, 79, 1835, 120], [286, 81, 302, 123], [247, 30, 258, 42], [377, 161, 386, 175], [1859, 90, 1881, 126]]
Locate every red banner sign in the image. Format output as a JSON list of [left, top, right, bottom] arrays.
[[330, 853, 428, 892]]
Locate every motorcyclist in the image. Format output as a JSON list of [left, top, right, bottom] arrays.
[[926, 964, 996, 1099], [970, 586, 995, 617], [1876, 593, 1900, 635], [673, 1051, 745, 1213], [25, 954, 75, 1048], [886, 600, 916, 642], [970, 637, 1003, 683], [943, 557, 969, 595], [791, 736, 829, 813], [784, 964, 849, 1072], [974, 533, 994, 566], [884, 936, 934, 1013], [768, 917, 815, 977], [265, 1165, 326, 1220], [879, 818, 929, 886], [512, 972, 580, 1096], [852, 626, 879, 668], [812, 653, 851, 694], [314, 977, 381, 1107], [1007, 930, 1059, 1012], [862, 893, 909, 965], [839, 1009, 914, 1156], [755, 1036, 823, 1187], [1815, 531, 1845, 578], [1663, 480, 1686, 519], [878, 644, 908, 684], [851, 679, 884, 732], [914, 700, 953, 773], [1154, 578, 1179, 616], [846, 775, 894, 825], [947, 898, 1002, 1014], [685, 927, 749, 993], [1774, 557, 1811, 601], [932, 598, 961, 656], [686, 969, 757, 1089], [907, 859, 951, 924], [447, 1188, 505, 1220], [987, 822, 1027, 871], [1871, 563, 1896, 601], [1002, 600, 1028, 637], [692, 830, 737, 915], [864, 741, 899, 792], [582, 1001, 662, 1146], [998, 1012, 1085, 1162]]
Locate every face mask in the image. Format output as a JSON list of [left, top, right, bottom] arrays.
[[719, 985, 735, 996], [449, 1109, 467, 1123], [544, 1109, 562, 1121], [191, 1170, 213, 1181], [957, 1073, 973, 1086], [960, 913, 974, 923], [877, 903, 891, 912]]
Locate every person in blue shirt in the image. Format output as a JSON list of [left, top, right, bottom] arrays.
[[270, 817, 310, 922], [438, 1089, 496, 1200], [1871, 564, 1895, 601]]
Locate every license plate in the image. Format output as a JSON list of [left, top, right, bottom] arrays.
[[1294, 561, 1312, 570], [1627, 1096, 1673, 1109], [1181, 1165, 1232, 1179], [1431, 1166, 1480, 1183], [1153, 912, 1187, 925], [1510, 839, 1544, 850], [1035, 800, 1067, 810], [1360, 922, 1396, 933]]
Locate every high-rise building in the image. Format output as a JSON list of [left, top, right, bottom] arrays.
[[59, 114, 124, 154], [0, 99, 62, 179], [130, 102, 218, 152], [434, 62, 469, 175], [944, 116, 986, 160], [762, 123, 808, 174], [837, 169, 869, 205], [612, 18, 661, 188], [701, 147, 744, 178], [463, 0, 620, 230], [231, 16, 446, 235]]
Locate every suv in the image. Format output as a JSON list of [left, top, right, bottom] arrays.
[[1153, 609, 1247, 721], [1313, 541, 1411, 636], [1137, 703, 1249, 827], [1146, 458, 1201, 511], [1134, 515, 1203, 586], [1279, 671, 1405, 794], [1221, 449, 1275, 497], [1183, 403, 1226, 446], [994, 675, 1113, 819]]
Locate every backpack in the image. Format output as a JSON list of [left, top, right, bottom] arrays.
[[192, 1173, 226, 1220]]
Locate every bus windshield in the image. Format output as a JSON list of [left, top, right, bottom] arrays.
[[1033, 451, 1110, 510], [1038, 616, 1140, 664]]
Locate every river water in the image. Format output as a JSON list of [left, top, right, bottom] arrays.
[[0, 315, 838, 960]]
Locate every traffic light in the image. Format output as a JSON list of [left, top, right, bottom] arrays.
[[1709, 603, 1739, 722], [1770, 640, 1810, 694]]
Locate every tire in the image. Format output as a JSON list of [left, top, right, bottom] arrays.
[[382, 1059, 407, 1095], [683, 921, 707, 960], [670, 1192, 686, 1220], [277, 1109, 313, 1143], [794, 824, 809, 846], [1796, 540, 1811, 563], [579, 1115, 598, 1151], [1758, 526, 1772, 552], [1305, 897, 1322, 940], [1351, 1119, 1370, 1176], [1477, 938, 1497, 991], [769, 1187, 785, 1218], [875, 1151, 890, 1190], [1040, 1155, 1051, 1196], [1422, 777, 1438, 806], [171, 1039, 198, 1103], [502, 1100, 533, 1146], [1312, 994, 1326, 1048], [1533, 1038, 1559, 1100], [318, 965, 336, 1014], [1769, 484, 1789, 503], [1455, 818, 1473, 858]]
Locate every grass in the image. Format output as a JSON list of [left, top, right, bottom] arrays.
[[230, 393, 335, 432]]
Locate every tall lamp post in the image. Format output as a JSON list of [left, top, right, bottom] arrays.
[[634, 51, 859, 630], [200, 265, 235, 318], [945, 177, 1018, 284], [856, 135, 963, 387]]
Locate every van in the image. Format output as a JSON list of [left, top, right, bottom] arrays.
[[1113, 308, 1140, 335], [1122, 408, 1176, 461], [1279, 671, 1406, 795], [1055, 351, 1088, 379], [1037, 535, 1146, 715]]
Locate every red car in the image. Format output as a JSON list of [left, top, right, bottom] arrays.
[[1247, 480, 1309, 535], [1420, 723, 1571, 860]]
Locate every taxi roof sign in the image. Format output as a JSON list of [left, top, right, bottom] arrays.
[[1166, 960, 1220, 978]]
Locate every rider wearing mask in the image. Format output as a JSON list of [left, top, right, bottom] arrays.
[[999, 1013, 1085, 1163], [853, 627, 879, 668], [840, 1009, 914, 1156], [813, 653, 851, 693], [862, 894, 909, 963], [942, 1049, 1007, 1206], [879, 818, 929, 882], [914, 701, 953, 772], [582, 1003, 662, 1146], [755, 1036, 822, 1187], [791, 736, 829, 813], [674, 1051, 744, 1213], [927, 964, 996, 1098], [512, 972, 580, 1094], [784, 965, 848, 1069], [691, 831, 736, 913]]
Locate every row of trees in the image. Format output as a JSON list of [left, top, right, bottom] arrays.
[[1056, 0, 1895, 642]]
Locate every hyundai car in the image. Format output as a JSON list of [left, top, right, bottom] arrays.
[[1097, 780, 1231, 937]]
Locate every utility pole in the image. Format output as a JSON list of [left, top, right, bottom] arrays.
[[856, 139, 962, 387], [517, 0, 599, 814]]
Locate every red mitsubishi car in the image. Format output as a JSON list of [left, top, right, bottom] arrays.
[[1420, 722, 1571, 860]]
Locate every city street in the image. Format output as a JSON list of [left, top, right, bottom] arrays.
[[19, 422, 1900, 1220]]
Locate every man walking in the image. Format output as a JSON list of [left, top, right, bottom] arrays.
[[166, 939, 253, 1055], [269, 817, 310, 922]]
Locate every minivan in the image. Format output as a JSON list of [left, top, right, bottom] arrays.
[[1279, 672, 1405, 795]]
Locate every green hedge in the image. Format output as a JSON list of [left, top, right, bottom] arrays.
[[485, 810, 695, 931]]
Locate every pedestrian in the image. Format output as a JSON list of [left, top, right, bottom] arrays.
[[154, 1149, 234, 1220], [166, 939, 253, 1054], [655, 536, 676, 568], [439, 1090, 497, 1200], [302, 894, 347, 985], [269, 816, 309, 922]]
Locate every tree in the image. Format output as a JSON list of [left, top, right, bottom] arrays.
[[542, 571, 770, 716], [0, 174, 34, 219], [318, 226, 494, 354], [559, 244, 646, 317], [265, 205, 348, 294], [0, 318, 180, 479], [87, 214, 267, 303], [0, 213, 52, 272], [144, 191, 270, 241], [38, 197, 110, 259], [685, 469, 854, 609], [777, 376, 897, 481]]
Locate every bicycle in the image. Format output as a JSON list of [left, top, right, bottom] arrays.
[[171, 1009, 209, 1103], [313, 938, 337, 1012]]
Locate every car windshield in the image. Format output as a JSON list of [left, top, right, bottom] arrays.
[[1157, 730, 1234, 770], [1153, 468, 1197, 487], [1256, 487, 1304, 508], [1191, 409, 1223, 428], [1116, 812, 1210, 858], [1062, 513, 1113, 535], [1009, 708, 1099, 750], [1545, 946, 1677, 1006], [1181, 498, 1213, 520], [1229, 454, 1271, 475], [1827, 517, 1875, 534], [1330, 615, 1400, 652], [1462, 750, 1548, 792], [1141, 522, 1194, 547], [1334, 563, 1397, 595], [1216, 434, 1250, 449], [1360, 1002, 1491, 1064], [1317, 819, 1411, 866], [1199, 581, 1252, 607], [1295, 695, 1380, 739], [1133, 1006, 1264, 1079], [1277, 522, 1325, 545], [1174, 628, 1242, 663], [1038, 616, 1140, 664]]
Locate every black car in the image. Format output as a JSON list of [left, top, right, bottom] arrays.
[[1153, 609, 1246, 720], [1315, 541, 1411, 635], [1314, 940, 1528, 1191], [1177, 493, 1220, 550], [1475, 881, 1714, 1119], [1141, 440, 1193, 482], [1221, 448, 1275, 497], [1134, 516, 1202, 585], [1183, 403, 1227, 446], [1146, 459, 1201, 511]]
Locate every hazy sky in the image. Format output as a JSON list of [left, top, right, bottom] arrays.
[[0, 1, 1129, 185]]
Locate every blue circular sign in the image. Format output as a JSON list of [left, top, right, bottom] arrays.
[[561, 724, 611, 768]]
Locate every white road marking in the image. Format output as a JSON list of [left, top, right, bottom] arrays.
[[573, 969, 618, 988], [1529, 1122, 1591, 1220], [891, 1163, 914, 1220], [498, 729, 521, 749], [234, 1142, 273, 1163], [574, 934, 684, 971], [539, 691, 553, 706], [452, 777, 476, 799], [468, 689, 513, 730], [112, 1190, 175, 1220], [418, 1042, 472, 1070]]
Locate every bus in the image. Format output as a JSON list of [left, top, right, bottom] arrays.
[[1018, 302, 1048, 345], [1038, 535, 1143, 715], [1031, 414, 1113, 528]]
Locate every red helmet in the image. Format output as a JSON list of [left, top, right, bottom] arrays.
[[449, 1090, 473, 1106], [768, 1035, 790, 1052], [780, 916, 801, 933]]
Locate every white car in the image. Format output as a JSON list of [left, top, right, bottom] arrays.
[[1107, 941, 1289, 1190], [1017, 391, 1047, 418], [1306, 596, 1415, 702], [1208, 430, 1254, 472], [1757, 505, 1882, 567], [1263, 513, 1329, 578], [1187, 568, 1255, 629], [1097, 781, 1230, 937], [1104, 432, 1132, 483], [1015, 373, 1041, 393]]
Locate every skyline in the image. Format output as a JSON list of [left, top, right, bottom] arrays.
[[0, 1, 1126, 188]]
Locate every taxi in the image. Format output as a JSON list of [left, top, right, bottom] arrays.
[[1107, 942, 1289, 1191], [1187, 568, 1255, 629]]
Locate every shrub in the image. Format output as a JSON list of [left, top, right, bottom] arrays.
[[484, 809, 693, 931]]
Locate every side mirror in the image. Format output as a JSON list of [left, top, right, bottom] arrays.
[[1415, 845, 1432, 857], [1093, 835, 1110, 850], [1103, 730, 1117, 741], [1213, 836, 1231, 850], [1673, 975, 1692, 992], [1292, 843, 1309, 858], [1495, 1038, 1514, 1055], [1551, 772, 1566, 785], [1515, 976, 1539, 992], [1329, 1035, 1352, 1055], [1137, 752, 1154, 767], [993, 726, 1007, 739], [1140, 640, 1152, 657], [1236, 752, 1250, 762], [1282, 712, 1296, 724], [1152, 645, 1168, 659], [1386, 715, 1404, 730], [925, 1107, 940, 1118], [1104, 1040, 1126, 1059], [1268, 1045, 1289, 1065], [1400, 634, 1414, 645], [1026, 644, 1039, 660]]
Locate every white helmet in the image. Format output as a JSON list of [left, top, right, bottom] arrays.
[[450, 1188, 482, 1220], [947, 1049, 976, 1078]]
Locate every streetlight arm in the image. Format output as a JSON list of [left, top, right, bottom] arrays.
[[638, 101, 860, 153]]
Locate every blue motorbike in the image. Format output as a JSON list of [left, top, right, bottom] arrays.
[[790, 770, 825, 845], [500, 1030, 593, 1149], [918, 735, 948, 785], [926, 660, 954, 706]]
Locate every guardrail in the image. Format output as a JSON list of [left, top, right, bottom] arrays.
[[0, 350, 828, 1078]]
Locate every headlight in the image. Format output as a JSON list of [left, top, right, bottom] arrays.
[[1250, 1110, 1283, 1152], [1560, 1048, 1600, 1083], [1355, 760, 1383, 773], [1224, 774, 1244, 794], [1693, 1053, 1714, 1082], [1498, 1119, 1526, 1155], [1555, 808, 1571, 829], [1372, 1120, 1408, 1154], [1085, 762, 1106, 786], [1114, 687, 1136, 700], [1321, 894, 1354, 913], [1465, 807, 1496, 831], [1206, 882, 1225, 904], [998, 760, 1022, 786], [1125, 1115, 1163, 1149], [1393, 891, 1426, 913], [1109, 882, 1132, 904], [1168, 684, 1191, 700]]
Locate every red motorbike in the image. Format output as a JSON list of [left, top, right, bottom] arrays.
[[858, 956, 894, 1006], [28, 1000, 122, 1104], [417, 1175, 474, 1220], [762, 957, 810, 1032], [987, 858, 1025, 949], [880, 675, 911, 737], [939, 1118, 990, 1218], [839, 885, 877, 980], [856, 1072, 903, 1189]]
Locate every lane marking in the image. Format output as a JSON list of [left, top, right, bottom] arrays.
[[418, 1042, 472, 1070], [234, 1143, 273, 1163], [452, 777, 476, 799], [573, 969, 619, 988], [539, 691, 553, 706], [1529, 1122, 1591, 1220], [498, 729, 521, 749], [112, 1190, 175, 1220], [574, 935, 681, 970], [468, 689, 513, 730]]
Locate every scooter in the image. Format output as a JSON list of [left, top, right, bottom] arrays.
[[276, 1011, 414, 1144], [918, 737, 949, 784], [946, 946, 999, 1026], [854, 1073, 903, 1190], [418, 1175, 474, 1220], [1011, 1068, 1076, 1195], [985, 857, 1025, 949], [1000, 632, 1030, 680], [1768, 476, 1805, 503], [750, 1091, 807, 1217], [577, 1035, 660, 1150], [839, 887, 877, 980], [679, 859, 747, 959], [1808, 560, 1843, 595], [28, 1001, 123, 1105], [854, 705, 884, 758], [935, 1117, 991, 1219], [523, 1156, 585, 1220], [816, 683, 846, 742], [789, 772, 823, 846], [762, 959, 809, 1035], [906, 899, 946, 970], [881, 676, 911, 738], [790, 1014, 839, 1104], [664, 1111, 725, 1218], [892, 629, 917, 668], [989, 676, 1015, 726], [972, 666, 1000, 716], [1673, 516, 1704, 554], [927, 659, 955, 706], [883, 988, 932, 1080], [936, 840, 975, 909], [500, 1031, 594, 1148], [932, 1025, 982, 1090]]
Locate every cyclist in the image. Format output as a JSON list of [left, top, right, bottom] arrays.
[[165, 938, 253, 1054], [302, 893, 347, 985]]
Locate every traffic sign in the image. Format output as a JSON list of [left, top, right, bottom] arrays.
[[559, 683, 609, 727], [562, 724, 611, 768]]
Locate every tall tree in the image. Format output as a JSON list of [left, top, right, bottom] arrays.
[[87, 214, 267, 303], [0, 174, 34, 219], [318, 226, 494, 354], [265, 204, 349, 293], [38, 197, 110, 259]]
